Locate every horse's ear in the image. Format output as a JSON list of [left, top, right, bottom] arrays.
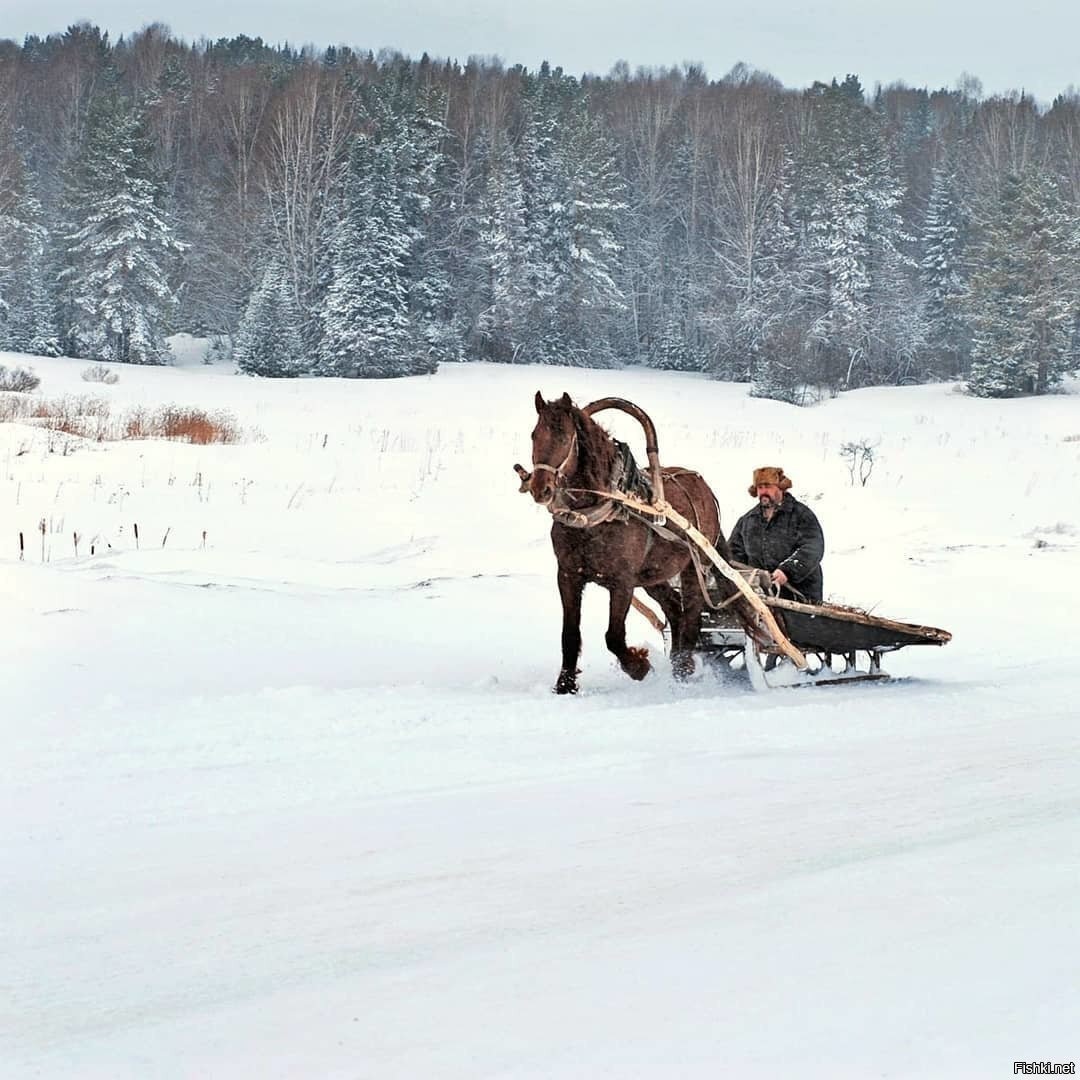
[[559, 392, 572, 408], [534, 390, 545, 414]]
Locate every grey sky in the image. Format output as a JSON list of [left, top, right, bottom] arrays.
[[5, 0, 1079, 104]]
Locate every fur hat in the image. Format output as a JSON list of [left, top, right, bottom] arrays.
[[749, 466, 792, 498]]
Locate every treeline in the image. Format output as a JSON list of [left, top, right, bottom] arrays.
[[1, 24, 1079, 398]]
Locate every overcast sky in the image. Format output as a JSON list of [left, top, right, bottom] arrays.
[[5, 0, 1079, 105]]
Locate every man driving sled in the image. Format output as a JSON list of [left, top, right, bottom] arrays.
[[728, 466, 825, 603]]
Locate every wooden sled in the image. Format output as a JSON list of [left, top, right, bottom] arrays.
[[699, 587, 952, 691]]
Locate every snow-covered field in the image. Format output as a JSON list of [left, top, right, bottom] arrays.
[[3, 344, 1079, 1078]]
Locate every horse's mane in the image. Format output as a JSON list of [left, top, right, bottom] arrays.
[[561, 400, 618, 496]]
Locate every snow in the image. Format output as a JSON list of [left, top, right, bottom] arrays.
[[2, 350, 1079, 1078]]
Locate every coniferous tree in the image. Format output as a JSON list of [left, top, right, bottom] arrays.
[[747, 165, 808, 401], [517, 67, 575, 363], [0, 115, 59, 354], [650, 310, 696, 371], [474, 133, 530, 361], [543, 98, 627, 365], [318, 131, 422, 378], [234, 255, 305, 376], [793, 76, 913, 389], [864, 152, 924, 385], [0, 191, 59, 354], [966, 170, 1079, 396], [919, 163, 969, 378], [58, 86, 183, 364], [392, 85, 461, 365]]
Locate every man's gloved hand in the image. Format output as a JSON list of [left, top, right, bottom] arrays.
[[750, 568, 773, 593]]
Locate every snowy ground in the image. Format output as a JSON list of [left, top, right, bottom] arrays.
[[2, 346, 1079, 1078]]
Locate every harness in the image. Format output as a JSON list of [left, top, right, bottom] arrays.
[[541, 444, 743, 617], [544, 438, 655, 530]]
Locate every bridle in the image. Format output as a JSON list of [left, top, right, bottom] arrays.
[[531, 428, 578, 500]]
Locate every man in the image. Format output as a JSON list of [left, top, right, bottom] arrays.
[[728, 466, 824, 603]]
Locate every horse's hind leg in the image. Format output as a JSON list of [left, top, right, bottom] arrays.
[[606, 582, 651, 681], [643, 581, 691, 679], [555, 568, 585, 694], [673, 563, 708, 678]]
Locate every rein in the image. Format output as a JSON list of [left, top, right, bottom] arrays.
[[553, 470, 742, 618]]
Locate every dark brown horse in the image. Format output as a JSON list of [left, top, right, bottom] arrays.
[[529, 391, 731, 694]]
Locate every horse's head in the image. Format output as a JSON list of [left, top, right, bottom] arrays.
[[529, 391, 579, 505]]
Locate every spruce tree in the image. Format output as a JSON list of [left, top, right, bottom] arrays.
[[388, 85, 460, 366], [474, 133, 530, 362], [650, 311, 696, 372], [59, 88, 183, 364], [920, 164, 968, 378], [234, 257, 305, 377], [517, 87, 627, 367], [517, 71, 574, 364], [792, 76, 913, 389], [966, 170, 1079, 397], [318, 131, 419, 378], [0, 188, 59, 356], [555, 101, 628, 366], [747, 167, 807, 401]]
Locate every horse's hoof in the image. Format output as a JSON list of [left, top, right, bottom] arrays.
[[671, 652, 696, 680], [624, 646, 651, 681], [554, 670, 579, 695]]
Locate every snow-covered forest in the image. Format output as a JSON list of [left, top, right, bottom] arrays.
[[1, 24, 1080, 399]]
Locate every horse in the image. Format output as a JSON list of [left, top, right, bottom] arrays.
[[528, 390, 732, 695]]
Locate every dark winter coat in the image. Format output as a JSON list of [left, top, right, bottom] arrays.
[[728, 493, 825, 602]]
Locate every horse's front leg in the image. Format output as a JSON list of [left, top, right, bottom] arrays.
[[605, 582, 651, 681], [555, 568, 585, 694]]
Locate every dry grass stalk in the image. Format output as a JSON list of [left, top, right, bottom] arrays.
[[0, 393, 241, 445]]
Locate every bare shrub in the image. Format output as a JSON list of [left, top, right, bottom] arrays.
[[81, 364, 120, 385], [840, 439, 879, 486], [0, 365, 41, 392], [0, 393, 96, 434], [154, 406, 240, 444], [31, 396, 110, 439], [124, 407, 150, 440], [0, 393, 34, 422]]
